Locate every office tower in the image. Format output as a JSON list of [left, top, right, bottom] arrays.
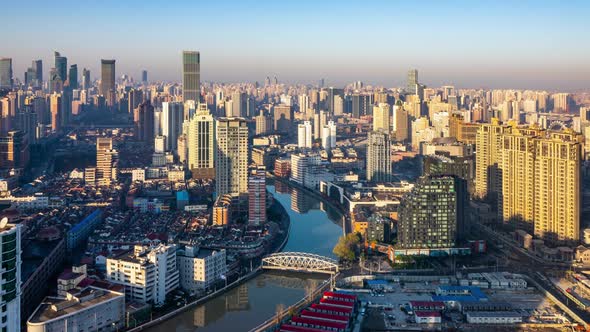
[[24, 67, 36, 87], [366, 130, 392, 182], [32, 59, 42, 86], [351, 94, 373, 118], [406, 69, 418, 93], [474, 119, 510, 200], [54, 51, 67, 83], [142, 70, 148, 84], [0, 220, 21, 332], [96, 137, 118, 186], [398, 175, 467, 249], [161, 102, 184, 152], [100, 59, 116, 107], [373, 103, 391, 132], [0, 58, 13, 89], [49, 68, 63, 93], [248, 166, 267, 225], [0, 130, 29, 169], [298, 94, 310, 119], [188, 104, 215, 179], [82, 68, 90, 90], [182, 51, 200, 102], [231, 91, 247, 117], [215, 117, 248, 196], [68, 64, 78, 89], [313, 110, 327, 140], [134, 101, 154, 143], [327, 87, 343, 115], [50, 93, 62, 131], [321, 120, 336, 151], [128, 88, 144, 115], [333, 95, 344, 116], [106, 244, 179, 305], [297, 121, 313, 148], [274, 104, 292, 133]]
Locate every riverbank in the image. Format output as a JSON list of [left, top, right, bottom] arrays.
[[127, 189, 292, 331]]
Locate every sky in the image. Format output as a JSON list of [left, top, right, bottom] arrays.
[[2, 0, 589, 90]]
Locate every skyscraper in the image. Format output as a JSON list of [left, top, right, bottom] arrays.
[[32, 59, 42, 85], [82, 68, 91, 90], [50, 93, 62, 131], [394, 103, 409, 142], [0, 58, 13, 89], [297, 121, 312, 148], [327, 87, 343, 115], [134, 101, 154, 144], [142, 70, 148, 84], [248, 166, 267, 226], [398, 175, 467, 249], [215, 117, 248, 196], [321, 120, 336, 151], [161, 102, 184, 152], [366, 130, 392, 183], [100, 60, 116, 106], [0, 220, 21, 332], [182, 51, 200, 102], [231, 91, 247, 117], [0, 130, 29, 169], [54, 51, 67, 83], [96, 137, 118, 186], [68, 64, 78, 89], [188, 104, 215, 179], [474, 119, 510, 200], [274, 104, 292, 133], [406, 69, 418, 93], [372, 103, 391, 132]]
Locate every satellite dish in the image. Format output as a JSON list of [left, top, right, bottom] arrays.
[[0, 217, 7, 229]]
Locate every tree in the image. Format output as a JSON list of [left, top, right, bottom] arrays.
[[333, 233, 361, 261]]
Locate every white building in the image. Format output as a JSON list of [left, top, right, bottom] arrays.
[[161, 102, 184, 152], [297, 121, 312, 148], [106, 244, 179, 305], [290, 153, 333, 190], [0, 220, 21, 332], [154, 135, 166, 153], [321, 121, 336, 151], [132, 168, 145, 182], [177, 247, 227, 294], [27, 287, 125, 332]]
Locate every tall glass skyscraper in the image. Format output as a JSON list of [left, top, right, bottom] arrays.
[[100, 59, 116, 95], [182, 51, 200, 102], [406, 68, 418, 93], [54, 51, 68, 82], [0, 58, 12, 89], [68, 64, 78, 89]]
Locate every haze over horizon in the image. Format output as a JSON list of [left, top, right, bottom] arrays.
[[3, 0, 589, 90]]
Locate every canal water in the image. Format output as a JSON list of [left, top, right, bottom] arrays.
[[146, 182, 344, 332]]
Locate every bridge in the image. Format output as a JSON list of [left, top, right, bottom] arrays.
[[262, 252, 339, 274]]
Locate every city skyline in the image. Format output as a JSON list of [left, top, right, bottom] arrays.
[[2, 0, 589, 90]]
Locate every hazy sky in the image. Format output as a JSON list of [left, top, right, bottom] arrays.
[[3, 0, 589, 90]]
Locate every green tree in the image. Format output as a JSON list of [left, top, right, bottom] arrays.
[[333, 233, 361, 261]]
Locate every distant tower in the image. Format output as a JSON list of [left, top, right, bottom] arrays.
[[134, 101, 154, 144], [32, 59, 43, 86], [406, 69, 418, 93], [0, 58, 12, 89], [82, 68, 91, 90], [182, 51, 200, 102], [248, 166, 267, 226], [188, 104, 215, 179], [100, 59, 116, 106], [142, 70, 148, 84], [68, 64, 78, 89], [161, 102, 184, 152], [54, 51, 67, 83]]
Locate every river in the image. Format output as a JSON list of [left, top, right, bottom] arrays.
[[146, 182, 344, 332]]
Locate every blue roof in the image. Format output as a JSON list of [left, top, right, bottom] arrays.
[[69, 209, 102, 234], [176, 190, 189, 200], [366, 280, 389, 285]]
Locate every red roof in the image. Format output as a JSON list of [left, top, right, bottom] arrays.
[[415, 311, 442, 318], [310, 303, 353, 314], [291, 316, 347, 329], [280, 324, 327, 332], [410, 301, 445, 308], [323, 291, 357, 301], [300, 310, 349, 323], [319, 298, 354, 308]]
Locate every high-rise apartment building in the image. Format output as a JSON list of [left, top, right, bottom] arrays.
[[32, 59, 43, 86], [321, 120, 336, 151], [406, 68, 418, 93], [188, 104, 215, 179], [366, 130, 392, 183], [0, 220, 21, 332], [398, 175, 467, 249], [50, 93, 62, 132], [182, 51, 200, 102], [96, 137, 118, 186], [0, 58, 13, 89], [100, 60, 116, 107], [298, 121, 312, 148], [161, 102, 184, 152], [248, 166, 267, 225], [274, 104, 292, 133], [394, 104, 409, 142], [474, 119, 511, 200], [215, 117, 248, 196], [177, 247, 227, 294], [373, 103, 390, 132]]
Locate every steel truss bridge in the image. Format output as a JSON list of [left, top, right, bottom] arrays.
[[261, 252, 339, 274]]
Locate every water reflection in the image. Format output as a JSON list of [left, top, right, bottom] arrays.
[[146, 183, 343, 331]]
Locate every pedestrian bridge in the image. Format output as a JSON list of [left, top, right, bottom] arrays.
[[261, 252, 339, 274]]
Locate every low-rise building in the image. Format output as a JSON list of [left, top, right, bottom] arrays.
[[27, 287, 125, 332], [177, 246, 227, 294], [465, 311, 522, 324]]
